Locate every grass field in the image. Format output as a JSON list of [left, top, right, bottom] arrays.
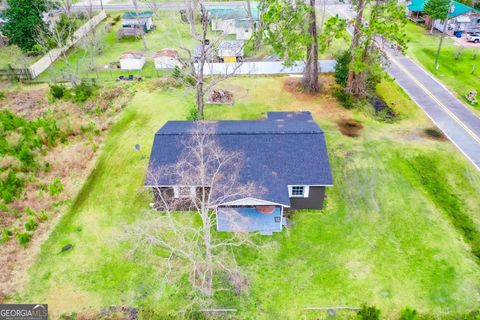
[[13, 76, 480, 319], [405, 22, 480, 111]]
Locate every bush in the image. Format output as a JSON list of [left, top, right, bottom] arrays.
[[49, 83, 67, 100], [333, 88, 355, 109], [172, 66, 182, 79], [73, 80, 97, 103], [1, 227, 12, 243], [24, 216, 38, 231], [16, 232, 31, 247], [357, 305, 381, 320], [48, 177, 64, 196], [400, 307, 418, 320], [187, 105, 199, 121], [334, 50, 351, 88]]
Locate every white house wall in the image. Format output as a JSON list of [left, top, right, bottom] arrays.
[[120, 58, 146, 70]]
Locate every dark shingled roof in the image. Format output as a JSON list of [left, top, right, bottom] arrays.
[[145, 112, 333, 206]]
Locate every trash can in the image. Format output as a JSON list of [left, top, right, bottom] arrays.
[[454, 31, 463, 38]]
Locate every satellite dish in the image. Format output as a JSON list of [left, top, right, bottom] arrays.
[[134, 144, 141, 151]]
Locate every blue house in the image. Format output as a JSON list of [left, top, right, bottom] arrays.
[[145, 112, 333, 235]]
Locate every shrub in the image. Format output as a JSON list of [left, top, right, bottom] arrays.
[[16, 232, 31, 247], [49, 83, 67, 100], [187, 106, 199, 121], [333, 88, 355, 109], [0, 91, 6, 100], [49, 177, 64, 196], [24, 216, 38, 231], [400, 307, 417, 320], [37, 210, 48, 222], [357, 305, 381, 320], [172, 65, 182, 79], [0, 171, 25, 203], [1, 227, 12, 244], [73, 80, 97, 103], [334, 50, 351, 87]]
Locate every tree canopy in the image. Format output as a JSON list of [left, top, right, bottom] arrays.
[[424, 0, 451, 22], [3, 0, 48, 52]]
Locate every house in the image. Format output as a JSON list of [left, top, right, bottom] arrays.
[[217, 40, 244, 62], [192, 43, 214, 62], [119, 52, 146, 70], [145, 112, 333, 234], [154, 49, 182, 69], [407, 0, 480, 33], [122, 11, 155, 32], [206, 4, 259, 40]]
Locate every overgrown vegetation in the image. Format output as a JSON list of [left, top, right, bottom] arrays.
[[0, 110, 63, 203]]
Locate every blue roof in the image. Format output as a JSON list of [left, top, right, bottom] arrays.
[[206, 3, 260, 20], [407, 0, 478, 16], [122, 11, 153, 19], [145, 112, 333, 206]]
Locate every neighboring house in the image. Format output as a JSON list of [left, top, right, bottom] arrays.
[[206, 4, 259, 40], [154, 49, 182, 69], [145, 112, 333, 235], [218, 40, 244, 62], [192, 43, 214, 62], [119, 52, 146, 70], [122, 11, 155, 32], [407, 0, 480, 33]]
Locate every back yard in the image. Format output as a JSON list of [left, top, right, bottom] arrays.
[[11, 76, 480, 319]]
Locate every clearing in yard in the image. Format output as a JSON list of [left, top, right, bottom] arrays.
[[13, 76, 480, 318]]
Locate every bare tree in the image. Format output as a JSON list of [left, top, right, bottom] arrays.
[[36, 1, 78, 84], [131, 0, 148, 50], [124, 124, 262, 299], [173, 0, 246, 119]]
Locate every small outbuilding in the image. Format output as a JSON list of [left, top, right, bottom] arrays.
[[119, 52, 146, 70], [218, 40, 244, 62], [122, 11, 155, 32], [154, 49, 182, 70], [206, 4, 259, 40]]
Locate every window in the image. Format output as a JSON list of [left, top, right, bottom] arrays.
[[288, 185, 310, 198], [274, 216, 281, 223], [173, 186, 196, 199], [291, 186, 304, 196]]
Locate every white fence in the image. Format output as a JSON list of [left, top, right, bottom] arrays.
[[29, 10, 107, 78], [197, 60, 337, 76]]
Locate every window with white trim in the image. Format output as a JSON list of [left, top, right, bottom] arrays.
[[288, 185, 310, 198], [173, 186, 196, 198]]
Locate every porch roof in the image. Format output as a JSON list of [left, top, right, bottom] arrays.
[[217, 206, 282, 233]]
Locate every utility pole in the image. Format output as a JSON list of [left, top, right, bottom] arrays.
[[434, 0, 454, 70]]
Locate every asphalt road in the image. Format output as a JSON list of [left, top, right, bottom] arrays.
[[330, 3, 480, 170]]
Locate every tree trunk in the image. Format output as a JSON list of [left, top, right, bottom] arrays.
[[196, 82, 205, 120], [346, 0, 365, 96], [302, 0, 320, 93]]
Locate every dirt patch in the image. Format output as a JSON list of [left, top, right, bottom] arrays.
[[423, 127, 447, 141], [281, 77, 350, 120], [283, 78, 323, 100], [0, 88, 49, 119], [337, 118, 364, 137]]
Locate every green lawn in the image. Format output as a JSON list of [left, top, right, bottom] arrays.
[[0, 45, 39, 69], [405, 22, 480, 112], [15, 76, 480, 318]]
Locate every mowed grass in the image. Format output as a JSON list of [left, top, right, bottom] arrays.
[[405, 22, 480, 112], [16, 76, 480, 318]]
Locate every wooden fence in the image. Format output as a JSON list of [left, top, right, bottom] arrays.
[[0, 65, 34, 81]]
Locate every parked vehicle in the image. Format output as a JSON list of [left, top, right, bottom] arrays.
[[467, 33, 480, 43]]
